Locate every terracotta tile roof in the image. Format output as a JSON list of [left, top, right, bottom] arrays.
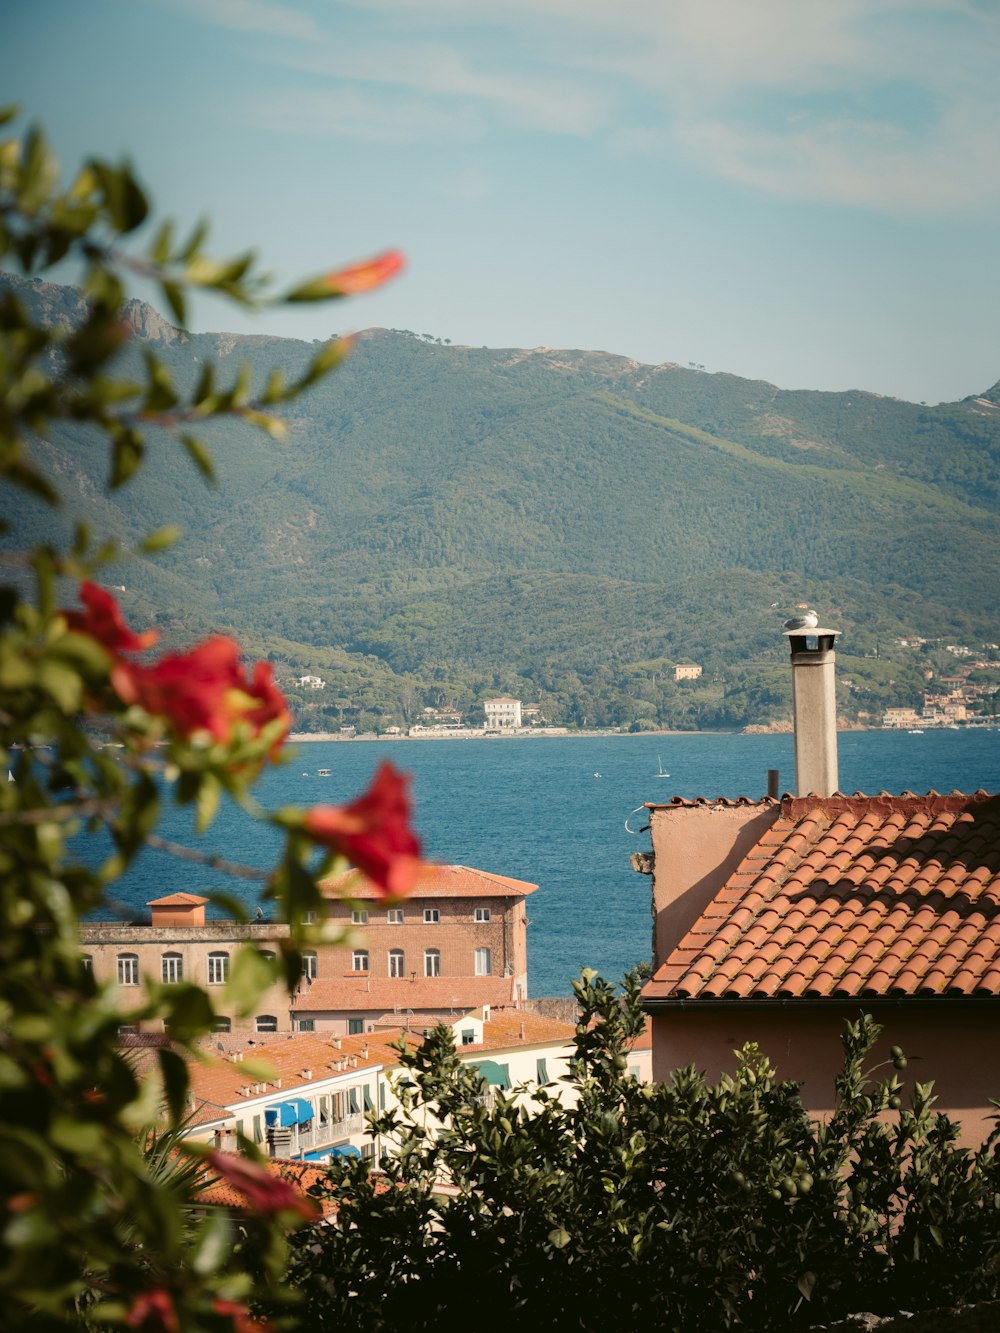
[[321, 863, 538, 902], [195, 1156, 339, 1217], [644, 791, 1000, 1005], [147, 892, 210, 906], [187, 1031, 414, 1110], [461, 1012, 575, 1052], [292, 974, 518, 1013]]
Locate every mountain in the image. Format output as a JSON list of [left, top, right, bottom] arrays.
[[4, 273, 1000, 732]]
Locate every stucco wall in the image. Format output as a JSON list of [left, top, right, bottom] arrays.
[[652, 1003, 1000, 1145]]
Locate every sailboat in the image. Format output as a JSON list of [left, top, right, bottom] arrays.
[[656, 756, 670, 778]]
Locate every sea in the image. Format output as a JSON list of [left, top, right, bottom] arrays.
[[97, 729, 1000, 998]]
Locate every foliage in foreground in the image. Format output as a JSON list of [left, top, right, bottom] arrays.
[[0, 108, 412, 1329], [289, 974, 1000, 1332]]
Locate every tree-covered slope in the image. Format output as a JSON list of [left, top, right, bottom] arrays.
[[4, 274, 998, 730]]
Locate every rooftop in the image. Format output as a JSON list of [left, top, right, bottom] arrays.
[[148, 892, 210, 906], [292, 974, 518, 1013], [644, 791, 1000, 1006], [321, 863, 538, 902]]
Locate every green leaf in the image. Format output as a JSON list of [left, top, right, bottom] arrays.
[[110, 427, 143, 488], [140, 526, 183, 553], [36, 659, 84, 712], [160, 279, 186, 326], [158, 1047, 190, 1124], [195, 774, 221, 832], [150, 219, 174, 266], [224, 946, 278, 1018], [180, 433, 216, 483]]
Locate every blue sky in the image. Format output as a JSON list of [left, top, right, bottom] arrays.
[[4, 0, 999, 402]]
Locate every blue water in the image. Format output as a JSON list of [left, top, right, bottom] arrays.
[[102, 729, 1000, 997]]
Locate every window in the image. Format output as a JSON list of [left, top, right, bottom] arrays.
[[352, 909, 369, 925], [117, 1024, 138, 1036], [297, 1018, 315, 1033], [256, 1014, 277, 1033], [207, 952, 229, 985], [474, 947, 492, 977], [258, 949, 276, 962], [424, 948, 441, 978], [302, 951, 318, 980], [348, 1018, 364, 1035], [388, 948, 405, 978], [423, 908, 439, 924], [387, 908, 404, 925], [348, 1087, 360, 1114], [212, 1016, 231, 1034], [161, 952, 183, 984], [363, 1085, 373, 1112], [461, 1029, 475, 1046], [81, 955, 93, 974], [252, 1115, 263, 1144], [352, 949, 369, 972], [536, 1058, 549, 1084], [302, 911, 316, 924], [117, 953, 139, 986], [474, 907, 491, 923]]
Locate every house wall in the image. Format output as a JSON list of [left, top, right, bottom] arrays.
[[324, 893, 528, 992], [651, 1004, 1000, 1145], [648, 803, 780, 967], [81, 923, 293, 1036]]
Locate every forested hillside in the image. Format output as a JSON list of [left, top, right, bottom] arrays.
[[5, 274, 999, 732]]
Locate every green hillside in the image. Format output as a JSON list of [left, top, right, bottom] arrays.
[[5, 274, 1000, 732]]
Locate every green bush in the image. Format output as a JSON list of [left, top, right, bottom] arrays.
[[289, 975, 1000, 1331]]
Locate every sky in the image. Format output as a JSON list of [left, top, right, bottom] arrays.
[[4, 0, 999, 403]]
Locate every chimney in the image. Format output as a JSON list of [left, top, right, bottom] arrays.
[[784, 615, 839, 797]]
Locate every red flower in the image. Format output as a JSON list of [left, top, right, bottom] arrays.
[[126, 1288, 178, 1333], [303, 760, 422, 899], [213, 1299, 269, 1331], [243, 660, 291, 756], [206, 1151, 320, 1220], [113, 637, 244, 743], [65, 581, 157, 654], [323, 249, 404, 295], [113, 638, 290, 751]]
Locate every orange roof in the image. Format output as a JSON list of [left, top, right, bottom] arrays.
[[187, 1031, 413, 1109], [643, 792, 1000, 1006], [196, 1156, 339, 1217], [460, 1011, 575, 1052], [292, 974, 517, 1013], [321, 863, 537, 902], [147, 892, 210, 906]]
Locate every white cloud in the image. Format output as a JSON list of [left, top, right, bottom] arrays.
[[172, 0, 322, 41], [184, 0, 1000, 214], [268, 40, 613, 136], [248, 85, 483, 143]]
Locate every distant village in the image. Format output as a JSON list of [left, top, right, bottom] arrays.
[[878, 637, 1000, 730], [290, 638, 1000, 737]]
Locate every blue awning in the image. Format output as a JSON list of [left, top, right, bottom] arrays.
[[328, 1145, 362, 1158], [469, 1060, 511, 1089], [265, 1098, 314, 1127]]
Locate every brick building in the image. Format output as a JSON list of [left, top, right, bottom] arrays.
[[81, 865, 536, 1038]]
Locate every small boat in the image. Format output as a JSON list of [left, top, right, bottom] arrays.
[[908, 729, 924, 735], [317, 768, 331, 777], [656, 756, 670, 778]]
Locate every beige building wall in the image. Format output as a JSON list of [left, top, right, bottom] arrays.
[[81, 920, 293, 1036], [651, 1004, 1000, 1147]]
